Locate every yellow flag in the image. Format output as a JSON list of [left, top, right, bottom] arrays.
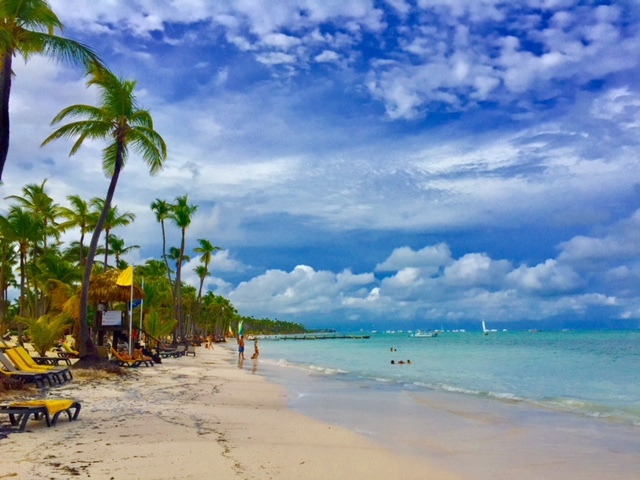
[[116, 266, 134, 286]]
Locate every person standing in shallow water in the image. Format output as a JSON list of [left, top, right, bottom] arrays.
[[238, 335, 245, 359], [251, 339, 260, 359]]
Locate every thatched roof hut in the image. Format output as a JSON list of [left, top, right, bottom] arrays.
[[88, 269, 146, 303]]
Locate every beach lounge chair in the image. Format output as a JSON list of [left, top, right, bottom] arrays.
[[57, 342, 80, 359], [175, 345, 186, 357], [5, 348, 72, 384], [0, 399, 81, 432], [0, 353, 52, 387], [12, 347, 73, 381], [158, 346, 178, 358], [110, 348, 153, 367], [185, 345, 196, 357]]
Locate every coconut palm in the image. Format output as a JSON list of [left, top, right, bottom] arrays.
[[193, 238, 221, 301], [0, 219, 18, 328], [5, 180, 60, 251], [58, 194, 95, 266], [0, 0, 103, 181], [41, 65, 167, 360], [169, 195, 197, 341], [150, 199, 173, 286], [89, 199, 135, 269], [0, 206, 44, 344], [108, 234, 139, 269], [5, 180, 61, 315]]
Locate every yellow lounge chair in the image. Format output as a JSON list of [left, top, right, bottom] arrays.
[[13, 347, 73, 381], [4, 349, 69, 384], [0, 366, 50, 388], [59, 342, 80, 358], [0, 399, 81, 432]]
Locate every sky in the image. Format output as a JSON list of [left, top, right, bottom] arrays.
[[2, 0, 640, 331]]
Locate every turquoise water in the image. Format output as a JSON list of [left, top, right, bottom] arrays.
[[241, 330, 640, 478], [255, 330, 640, 425]]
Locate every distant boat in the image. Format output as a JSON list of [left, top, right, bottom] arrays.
[[482, 321, 489, 335], [410, 331, 438, 338]]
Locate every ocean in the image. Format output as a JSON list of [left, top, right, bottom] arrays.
[[240, 329, 640, 479]]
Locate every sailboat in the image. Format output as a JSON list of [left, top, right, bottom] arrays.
[[482, 321, 489, 335]]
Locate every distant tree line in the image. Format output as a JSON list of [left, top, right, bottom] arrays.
[[239, 317, 309, 336]]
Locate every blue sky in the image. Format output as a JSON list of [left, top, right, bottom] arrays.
[[3, 0, 640, 331]]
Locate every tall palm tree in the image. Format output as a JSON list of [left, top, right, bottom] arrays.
[[89, 199, 135, 269], [5, 180, 60, 251], [5, 180, 60, 315], [0, 225, 18, 327], [41, 65, 167, 360], [150, 198, 173, 286], [193, 238, 221, 300], [0, 206, 44, 343], [58, 194, 94, 266], [169, 195, 197, 341], [108, 234, 139, 269], [0, 0, 103, 181], [194, 264, 210, 306]]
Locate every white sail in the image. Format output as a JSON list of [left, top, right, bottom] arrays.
[[482, 321, 489, 335]]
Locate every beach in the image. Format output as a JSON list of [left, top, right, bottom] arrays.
[[0, 345, 459, 480]]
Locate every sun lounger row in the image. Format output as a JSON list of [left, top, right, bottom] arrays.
[[0, 399, 81, 432], [0, 347, 73, 387]]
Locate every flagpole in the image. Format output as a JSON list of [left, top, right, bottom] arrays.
[[139, 277, 144, 338], [128, 266, 134, 355]]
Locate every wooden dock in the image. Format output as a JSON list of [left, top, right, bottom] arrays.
[[257, 334, 370, 341]]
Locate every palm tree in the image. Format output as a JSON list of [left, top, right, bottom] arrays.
[[193, 238, 221, 302], [150, 199, 173, 286], [5, 180, 60, 251], [5, 180, 61, 315], [0, 206, 44, 344], [169, 195, 198, 341], [0, 226, 18, 328], [58, 194, 94, 266], [41, 65, 167, 360], [0, 0, 103, 181], [89, 199, 135, 269], [108, 234, 139, 269]]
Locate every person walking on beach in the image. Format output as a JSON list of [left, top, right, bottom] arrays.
[[251, 339, 260, 359], [238, 335, 245, 359]]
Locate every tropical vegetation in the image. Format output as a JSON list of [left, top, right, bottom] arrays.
[[0, 2, 306, 371]]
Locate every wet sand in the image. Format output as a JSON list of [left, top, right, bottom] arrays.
[[0, 345, 459, 480]]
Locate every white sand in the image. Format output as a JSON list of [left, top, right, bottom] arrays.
[[1, 346, 461, 480]]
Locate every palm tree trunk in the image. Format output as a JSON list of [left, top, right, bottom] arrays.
[[79, 155, 123, 359], [0, 52, 12, 182], [176, 229, 186, 341], [103, 229, 110, 269]]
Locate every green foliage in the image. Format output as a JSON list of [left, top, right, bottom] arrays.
[[22, 313, 70, 356], [238, 316, 309, 336], [145, 308, 177, 344]]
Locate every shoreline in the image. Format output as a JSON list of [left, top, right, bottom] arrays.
[[1, 345, 460, 480], [250, 341, 640, 480]]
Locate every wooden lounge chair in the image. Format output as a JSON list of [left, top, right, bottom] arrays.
[[185, 345, 196, 357], [5, 348, 72, 384], [0, 353, 52, 387], [12, 347, 73, 381], [110, 348, 153, 367], [0, 399, 81, 432], [175, 345, 187, 357]]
